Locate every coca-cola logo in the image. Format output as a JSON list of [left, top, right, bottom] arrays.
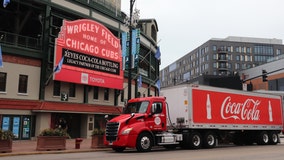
[[221, 96, 261, 121]]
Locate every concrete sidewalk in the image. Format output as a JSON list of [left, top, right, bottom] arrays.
[[0, 138, 110, 157]]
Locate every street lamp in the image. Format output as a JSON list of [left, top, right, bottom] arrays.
[[126, 0, 139, 100]]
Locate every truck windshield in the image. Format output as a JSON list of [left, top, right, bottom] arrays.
[[124, 101, 149, 114]]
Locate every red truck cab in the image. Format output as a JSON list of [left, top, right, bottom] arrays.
[[104, 97, 168, 152]]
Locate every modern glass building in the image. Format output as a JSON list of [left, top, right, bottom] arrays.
[[160, 36, 284, 88]]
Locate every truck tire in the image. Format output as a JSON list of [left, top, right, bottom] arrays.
[[180, 132, 190, 149], [203, 131, 216, 148], [112, 147, 126, 152], [268, 131, 278, 145], [257, 131, 269, 145], [189, 131, 202, 149], [136, 132, 153, 152]]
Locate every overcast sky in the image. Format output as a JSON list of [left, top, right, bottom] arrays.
[[121, 0, 284, 69]]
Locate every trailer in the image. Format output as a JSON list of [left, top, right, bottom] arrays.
[[104, 84, 283, 152]]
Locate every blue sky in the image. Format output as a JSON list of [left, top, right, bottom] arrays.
[[121, 0, 284, 69]]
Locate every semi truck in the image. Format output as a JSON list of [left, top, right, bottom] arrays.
[[104, 84, 283, 152]]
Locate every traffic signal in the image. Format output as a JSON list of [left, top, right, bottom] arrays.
[[262, 70, 268, 82]]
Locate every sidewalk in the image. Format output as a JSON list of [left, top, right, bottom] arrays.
[[0, 138, 111, 157]]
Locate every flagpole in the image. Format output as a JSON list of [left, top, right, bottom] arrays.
[[44, 71, 54, 86], [45, 56, 64, 86]]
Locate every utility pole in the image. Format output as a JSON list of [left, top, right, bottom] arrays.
[[127, 0, 137, 100]]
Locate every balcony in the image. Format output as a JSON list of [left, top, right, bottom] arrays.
[[217, 48, 228, 62], [218, 62, 228, 71], [0, 31, 41, 50]]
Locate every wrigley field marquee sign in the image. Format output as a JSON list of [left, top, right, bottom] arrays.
[[53, 19, 123, 89]]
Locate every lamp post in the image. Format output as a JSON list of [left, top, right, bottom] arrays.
[[127, 0, 139, 100]]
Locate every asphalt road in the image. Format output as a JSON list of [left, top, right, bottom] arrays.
[[2, 138, 284, 160]]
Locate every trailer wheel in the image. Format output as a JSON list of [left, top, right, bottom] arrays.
[[268, 131, 278, 145], [203, 131, 216, 148], [112, 147, 126, 152], [136, 132, 153, 152], [257, 131, 269, 145], [189, 131, 202, 149]]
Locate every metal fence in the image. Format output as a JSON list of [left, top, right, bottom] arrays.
[[0, 31, 41, 50]]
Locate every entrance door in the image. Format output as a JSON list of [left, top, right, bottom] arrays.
[[21, 116, 31, 139]]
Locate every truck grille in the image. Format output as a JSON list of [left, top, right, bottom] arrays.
[[106, 122, 119, 142]]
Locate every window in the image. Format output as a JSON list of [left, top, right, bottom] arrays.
[[69, 83, 76, 97], [240, 55, 244, 61], [120, 90, 124, 102], [236, 55, 240, 61], [53, 81, 61, 96], [153, 102, 162, 114], [93, 86, 99, 100], [228, 63, 232, 69], [235, 46, 239, 52], [254, 45, 273, 55], [227, 54, 232, 60], [246, 47, 251, 53], [213, 54, 218, 60], [151, 25, 157, 41], [104, 88, 109, 101], [18, 75, 28, 93], [276, 49, 281, 55], [227, 46, 231, 52], [0, 72, 7, 92], [212, 45, 217, 51], [235, 63, 240, 69], [241, 47, 245, 53]]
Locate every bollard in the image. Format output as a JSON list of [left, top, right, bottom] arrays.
[[75, 138, 83, 149]]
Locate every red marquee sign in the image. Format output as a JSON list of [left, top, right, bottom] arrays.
[[53, 19, 123, 89]]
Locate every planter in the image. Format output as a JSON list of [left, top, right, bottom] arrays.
[[0, 140, 12, 153], [36, 136, 67, 151], [91, 135, 105, 148]]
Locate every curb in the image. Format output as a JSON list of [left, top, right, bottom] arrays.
[[0, 148, 111, 157]]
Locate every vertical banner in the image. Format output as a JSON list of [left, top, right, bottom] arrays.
[[13, 117, 20, 139], [2, 116, 10, 130], [131, 29, 140, 68], [0, 44, 3, 68], [121, 32, 127, 70]]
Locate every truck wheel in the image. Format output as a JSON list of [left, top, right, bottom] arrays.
[[268, 131, 278, 145], [112, 147, 126, 152], [136, 132, 153, 152], [180, 132, 190, 149], [257, 131, 269, 145], [189, 131, 202, 149], [203, 131, 216, 148]]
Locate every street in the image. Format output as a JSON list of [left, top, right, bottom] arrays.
[[2, 138, 284, 160]]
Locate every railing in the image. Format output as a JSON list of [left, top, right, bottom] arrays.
[[0, 31, 41, 50], [74, 0, 122, 17]]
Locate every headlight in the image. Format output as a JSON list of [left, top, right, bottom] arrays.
[[121, 128, 132, 135]]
